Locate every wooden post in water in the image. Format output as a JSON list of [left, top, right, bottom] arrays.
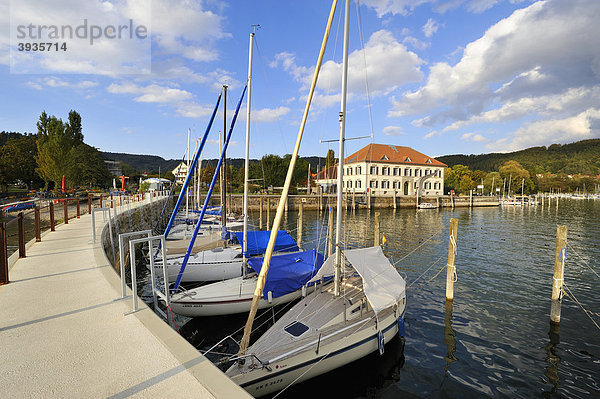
[[297, 202, 303, 249], [35, 206, 41, 242], [393, 190, 397, 209], [259, 196, 263, 230], [49, 202, 55, 231], [451, 191, 455, 209], [328, 207, 334, 257], [266, 199, 270, 231], [374, 212, 380, 246], [352, 188, 356, 211], [550, 225, 568, 325], [18, 212, 26, 258], [368, 189, 371, 210], [469, 189, 473, 208], [445, 218, 459, 301], [0, 222, 8, 285]]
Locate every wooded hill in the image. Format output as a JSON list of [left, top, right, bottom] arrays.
[[101, 151, 326, 175], [437, 139, 600, 175]]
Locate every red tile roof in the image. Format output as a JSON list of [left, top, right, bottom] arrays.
[[344, 143, 446, 167]]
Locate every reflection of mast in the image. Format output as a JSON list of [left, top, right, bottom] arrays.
[[443, 300, 457, 373], [543, 322, 560, 395]]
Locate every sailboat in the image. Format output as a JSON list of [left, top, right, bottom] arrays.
[[169, 29, 327, 316], [223, 1, 407, 396]]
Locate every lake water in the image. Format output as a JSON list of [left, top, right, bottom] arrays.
[[145, 198, 600, 398]]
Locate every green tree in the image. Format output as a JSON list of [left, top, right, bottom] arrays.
[[459, 174, 475, 193], [325, 149, 336, 169], [163, 171, 175, 182], [0, 134, 42, 190]]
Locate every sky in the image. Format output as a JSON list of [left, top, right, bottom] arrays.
[[1, 0, 600, 163]]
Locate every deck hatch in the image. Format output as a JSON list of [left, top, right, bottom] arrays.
[[284, 321, 309, 337]]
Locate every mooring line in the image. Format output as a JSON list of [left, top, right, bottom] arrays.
[[562, 282, 600, 331]]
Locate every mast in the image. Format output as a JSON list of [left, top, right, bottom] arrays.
[[238, 0, 338, 356], [334, 0, 350, 297], [243, 28, 257, 276], [186, 128, 191, 220], [222, 84, 228, 231]]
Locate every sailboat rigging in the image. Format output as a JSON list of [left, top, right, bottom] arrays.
[[224, 1, 407, 396]]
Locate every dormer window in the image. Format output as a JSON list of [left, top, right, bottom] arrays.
[[426, 158, 432, 164], [404, 156, 412, 162], [381, 155, 389, 161]]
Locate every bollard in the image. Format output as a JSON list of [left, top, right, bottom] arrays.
[[49, 202, 55, 231], [88, 197, 92, 214], [63, 200, 68, 224], [35, 206, 41, 242], [76, 198, 80, 218], [374, 212, 380, 246], [18, 212, 26, 258], [445, 218, 459, 301], [550, 225, 568, 325], [0, 222, 8, 285]]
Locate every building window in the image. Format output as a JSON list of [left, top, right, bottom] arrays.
[[405, 168, 411, 177], [393, 168, 398, 176], [382, 181, 389, 189], [370, 166, 378, 175], [356, 166, 361, 175], [348, 180, 352, 189], [356, 180, 361, 188], [370, 180, 378, 188]]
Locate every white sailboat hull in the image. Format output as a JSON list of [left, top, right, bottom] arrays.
[[150, 246, 244, 283], [229, 305, 403, 397], [169, 276, 303, 317]]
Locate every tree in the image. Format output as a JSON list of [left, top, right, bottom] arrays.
[[0, 134, 42, 190], [325, 149, 336, 169], [163, 171, 175, 182]]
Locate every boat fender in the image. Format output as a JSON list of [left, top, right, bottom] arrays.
[[377, 330, 385, 355], [397, 316, 406, 338], [267, 291, 273, 304], [302, 285, 307, 297]]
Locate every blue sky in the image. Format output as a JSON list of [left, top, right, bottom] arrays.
[[1, 0, 599, 162]]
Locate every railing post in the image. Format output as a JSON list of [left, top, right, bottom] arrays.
[[76, 198, 80, 218], [110, 194, 114, 209], [63, 200, 68, 224], [18, 212, 26, 258], [35, 206, 41, 242], [88, 197, 92, 214], [0, 222, 8, 285], [100, 194, 103, 208], [49, 201, 55, 231]]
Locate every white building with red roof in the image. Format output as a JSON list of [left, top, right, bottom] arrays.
[[316, 143, 447, 197]]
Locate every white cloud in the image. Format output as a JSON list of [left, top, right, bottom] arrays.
[[389, 0, 600, 152], [252, 107, 291, 123], [422, 18, 439, 37], [361, 0, 433, 17], [487, 108, 600, 151], [107, 82, 192, 103], [461, 132, 487, 142], [317, 30, 424, 99], [403, 36, 429, 50], [383, 125, 404, 136], [361, 0, 521, 16]]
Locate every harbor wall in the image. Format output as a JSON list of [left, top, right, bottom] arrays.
[[219, 194, 499, 212]]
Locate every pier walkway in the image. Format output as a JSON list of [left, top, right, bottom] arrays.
[[0, 208, 249, 397]]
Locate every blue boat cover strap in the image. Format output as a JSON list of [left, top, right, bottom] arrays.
[[247, 250, 324, 298], [234, 230, 299, 257]]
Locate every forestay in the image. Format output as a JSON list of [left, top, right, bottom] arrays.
[[309, 246, 405, 315]]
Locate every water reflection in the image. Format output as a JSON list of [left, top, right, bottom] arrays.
[[444, 300, 457, 374], [543, 322, 561, 398]]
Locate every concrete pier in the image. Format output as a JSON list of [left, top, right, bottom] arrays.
[[0, 200, 249, 398]]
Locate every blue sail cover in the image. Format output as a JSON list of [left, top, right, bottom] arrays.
[[234, 230, 299, 257], [248, 250, 324, 298]]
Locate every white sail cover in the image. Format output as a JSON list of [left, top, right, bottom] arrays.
[[308, 246, 406, 315]]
